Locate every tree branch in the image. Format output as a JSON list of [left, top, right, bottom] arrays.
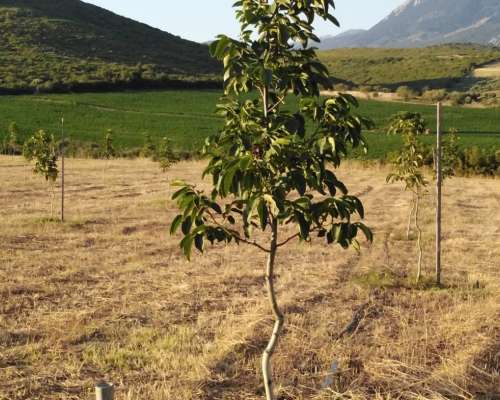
[[234, 235, 270, 253], [277, 233, 299, 248], [206, 209, 270, 253], [276, 227, 319, 248]]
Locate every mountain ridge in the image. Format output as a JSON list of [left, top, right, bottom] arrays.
[[319, 0, 500, 49]]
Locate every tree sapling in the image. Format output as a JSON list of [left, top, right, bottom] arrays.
[[170, 1, 373, 398]]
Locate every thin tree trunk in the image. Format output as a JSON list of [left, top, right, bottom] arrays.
[[262, 218, 283, 400], [50, 182, 55, 219], [407, 195, 416, 240], [415, 192, 423, 284]]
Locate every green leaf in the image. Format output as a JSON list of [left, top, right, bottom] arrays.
[[295, 211, 310, 239], [257, 200, 269, 230], [357, 223, 373, 242], [222, 163, 239, 195], [194, 234, 204, 252], [170, 215, 183, 235], [181, 216, 193, 235], [180, 235, 194, 260]]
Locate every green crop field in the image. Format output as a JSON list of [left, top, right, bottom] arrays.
[[0, 90, 499, 159]]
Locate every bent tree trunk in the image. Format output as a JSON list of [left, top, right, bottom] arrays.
[[407, 195, 416, 240], [262, 218, 284, 400]]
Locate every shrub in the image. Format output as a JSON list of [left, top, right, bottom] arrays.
[[448, 91, 466, 106], [141, 132, 157, 158], [396, 85, 417, 101], [333, 83, 350, 91], [422, 89, 448, 103], [103, 129, 116, 159], [358, 85, 372, 94]]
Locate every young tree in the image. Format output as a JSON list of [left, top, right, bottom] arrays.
[[3, 122, 19, 155], [440, 128, 460, 181], [170, 1, 372, 398], [103, 129, 116, 159], [434, 125, 460, 287], [387, 112, 428, 283], [141, 132, 157, 158], [23, 130, 59, 218], [153, 136, 176, 172]]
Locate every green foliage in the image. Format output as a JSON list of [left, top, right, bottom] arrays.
[[386, 113, 428, 192], [153, 137, 176, 172], [103, 129, 116, 159], [386, 112, 429, 284], [387, 133, 428, 191], [387, 112, 428, 136], [396, 86, 418, 101], [171, 0, 372, 260], [141, 132, 157, 158], [23, 129, 58, 182], [1, 121, 20, 154], [457, 146, 500, 176], [441, 128, 461, 180], [422, 89, 448, 103]]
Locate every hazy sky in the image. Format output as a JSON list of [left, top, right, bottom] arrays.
[[83, 0, 407, 43]]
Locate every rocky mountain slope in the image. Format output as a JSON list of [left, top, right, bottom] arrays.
[[320, 0, 500, 49]]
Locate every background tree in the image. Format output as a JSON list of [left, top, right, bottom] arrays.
[[387, 112, 428, 283], [103, 129, 116, 159], [440, 128, 461, 180], [153, 136, 176, 172], [170, 1, 372, 399], [2, 121, 20, 155], [23, 130, 59, 218], [141, 132, 157, 158]]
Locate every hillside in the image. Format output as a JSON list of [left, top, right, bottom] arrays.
[[320, 0, 500, 49], [0, 0, 220, 93], [318, 45, 500, 92]]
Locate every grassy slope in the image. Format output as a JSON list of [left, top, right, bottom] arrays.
[[0, 90, 499, 158], [0, 0, 219, 91], [318, 45, 500, 90], [1, 156, 498, 399]]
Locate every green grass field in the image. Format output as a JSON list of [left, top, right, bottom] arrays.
[[1, 90, 499, 159]]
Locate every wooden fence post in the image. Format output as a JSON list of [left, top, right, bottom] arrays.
[[435, 102, 442, 287], [61, 117, 65, 222], [95, 383, 114, 400]]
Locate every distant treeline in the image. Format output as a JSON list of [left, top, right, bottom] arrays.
[[0, 77, 223, 96]]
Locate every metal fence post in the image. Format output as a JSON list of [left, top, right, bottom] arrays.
[[95, 383, 114, 400]]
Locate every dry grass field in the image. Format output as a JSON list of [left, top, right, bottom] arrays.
[[473, 61, 500, 78], [0, 156, 499, 400]]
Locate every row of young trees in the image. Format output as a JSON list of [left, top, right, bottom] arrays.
[[20, 123, 177, 221]]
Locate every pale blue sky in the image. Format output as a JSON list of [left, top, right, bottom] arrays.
[[83, 0, 407, 43]]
